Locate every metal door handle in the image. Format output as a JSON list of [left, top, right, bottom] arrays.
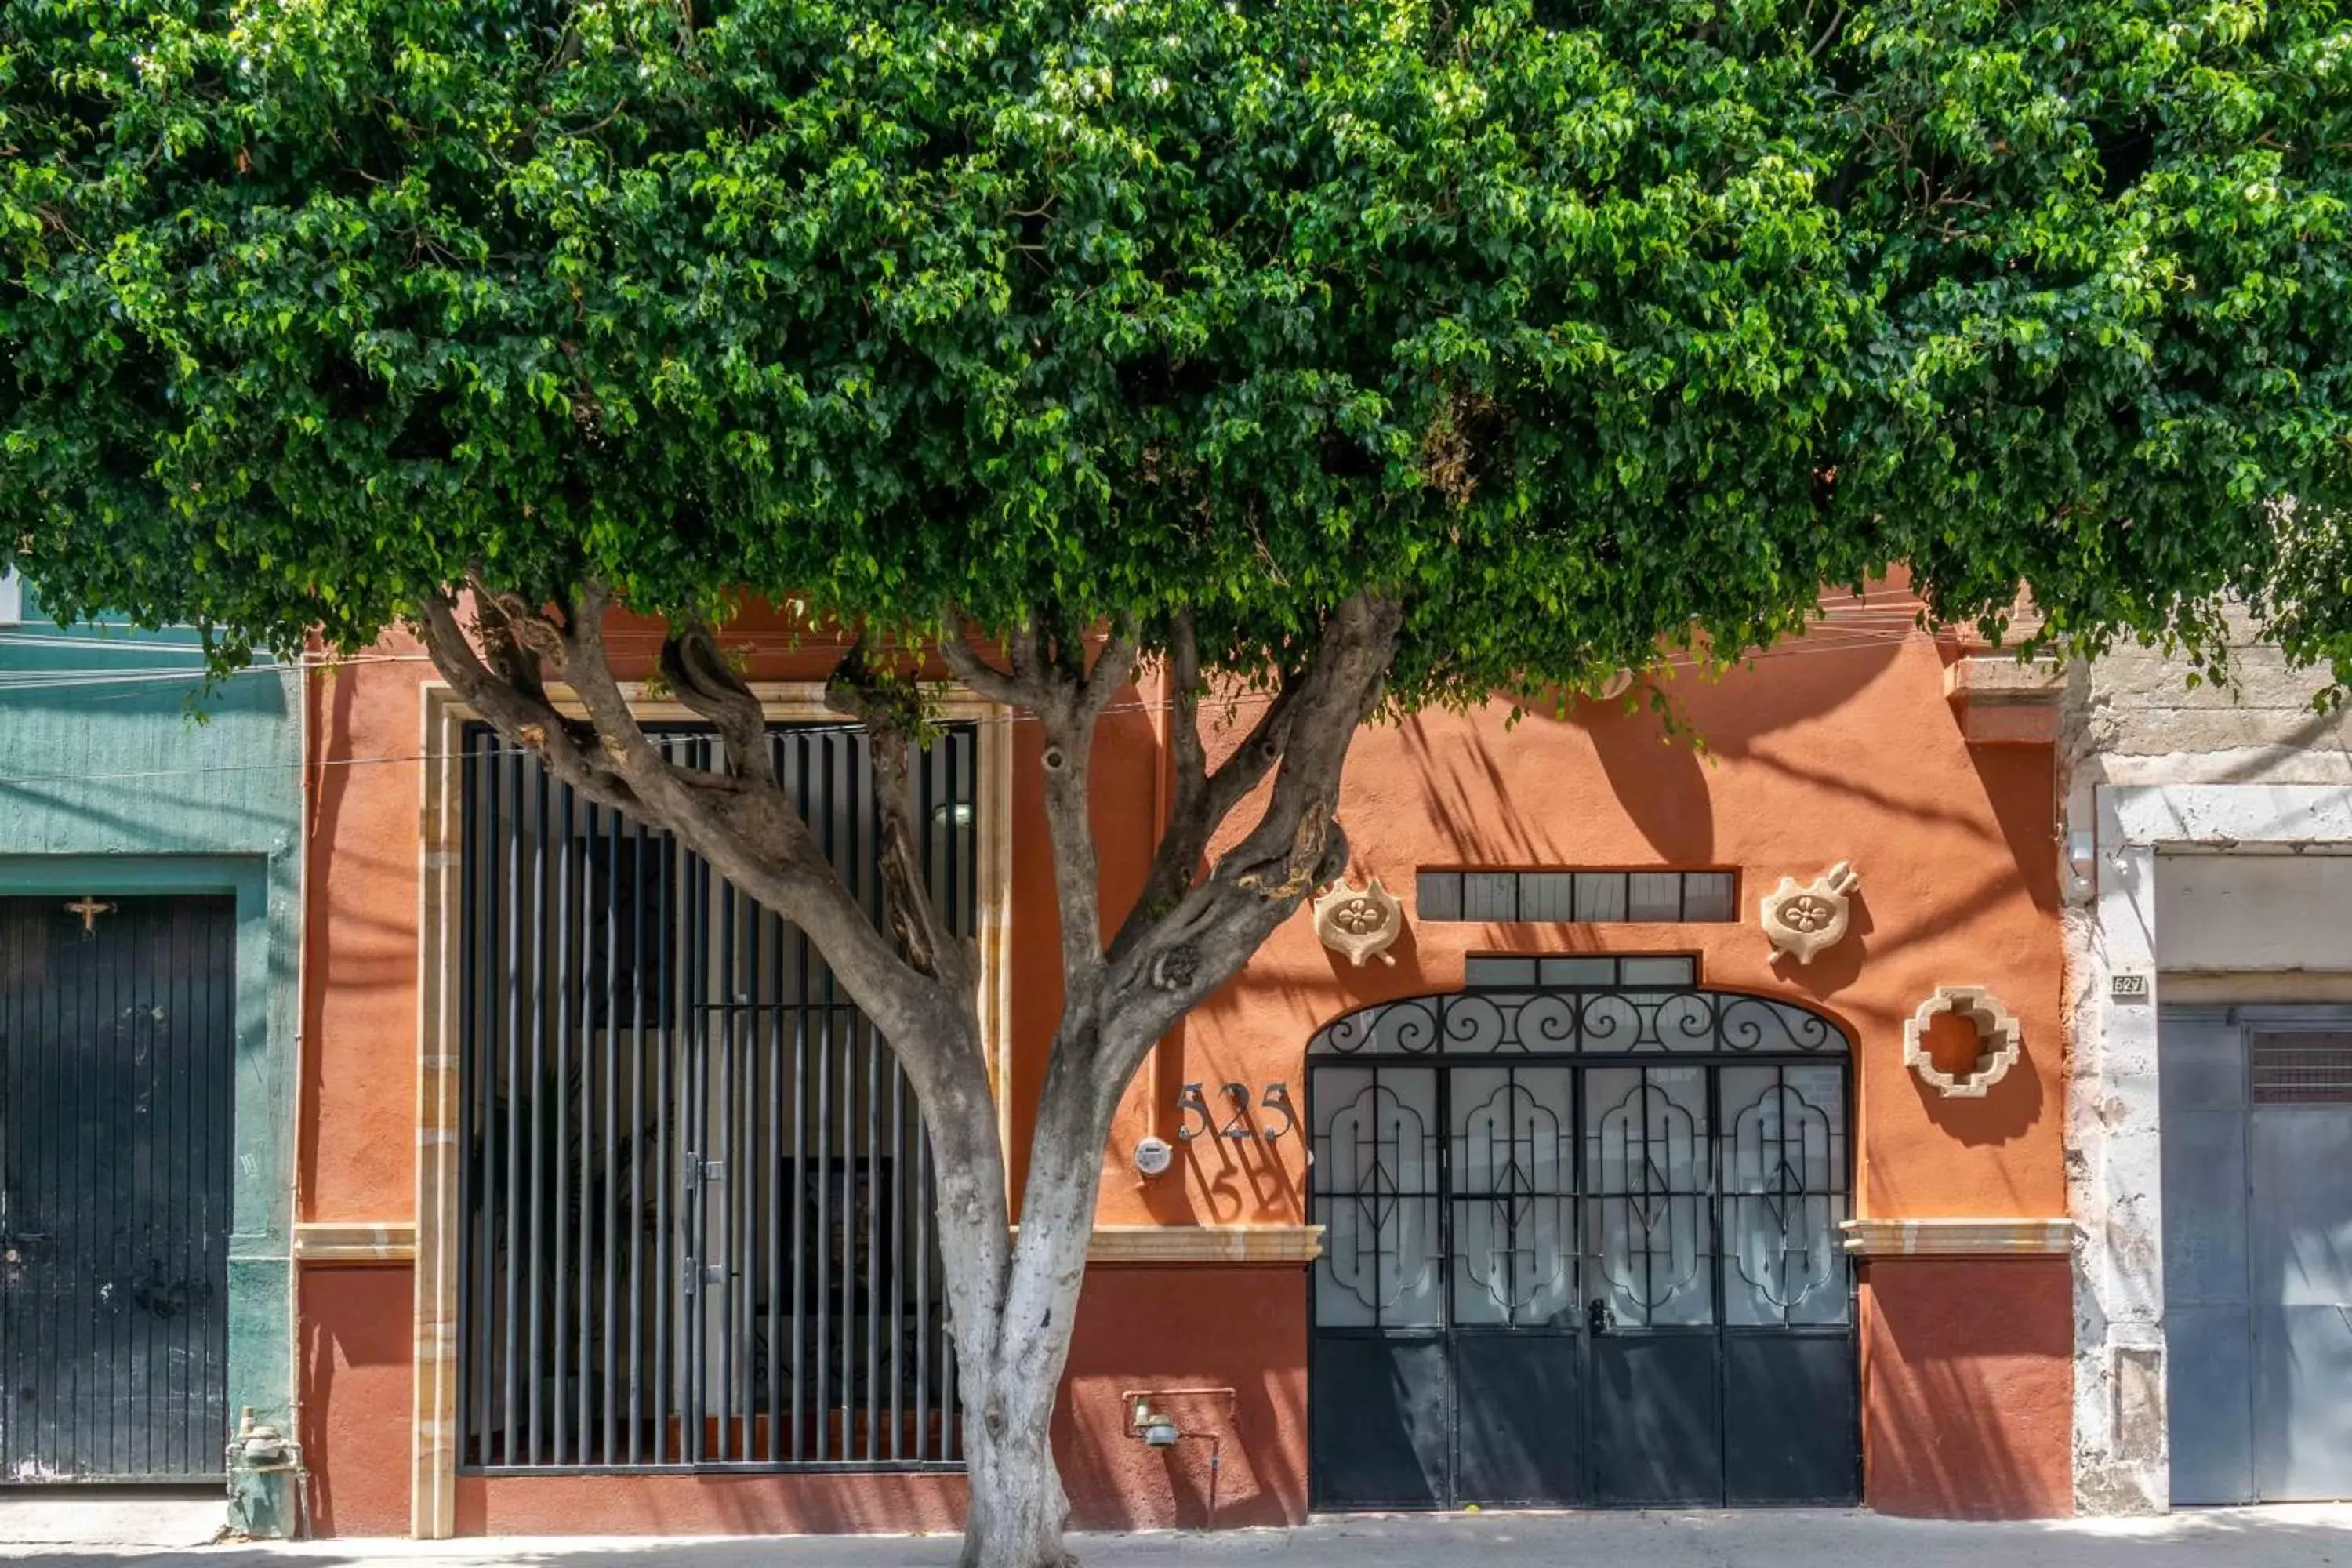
[[1588, 1298, 1615, 1337]]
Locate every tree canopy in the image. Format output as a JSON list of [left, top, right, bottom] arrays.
[[8, 0, 2349, 695], [13, 5, 2352, 1562]]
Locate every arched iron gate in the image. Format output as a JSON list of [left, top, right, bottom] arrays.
[[1307, 956, 1858, 1509]]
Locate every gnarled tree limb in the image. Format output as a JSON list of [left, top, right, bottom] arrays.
[[827, 637, 973, 997], [1096, 592, 1404, 1069], [1108, 613, 1305, 965]]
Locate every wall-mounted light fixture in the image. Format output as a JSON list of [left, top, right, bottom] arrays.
[[2065, 830, 2097, 901]]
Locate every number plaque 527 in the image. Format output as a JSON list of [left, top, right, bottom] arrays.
[[1175, 1081, 1296, 1142]]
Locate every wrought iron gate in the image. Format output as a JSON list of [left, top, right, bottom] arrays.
[[1307, 957, 1857, 1509], [0, 895, 235, 1483], [456, 723, 974, 1472]]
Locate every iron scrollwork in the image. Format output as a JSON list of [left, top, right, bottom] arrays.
[[1308, 985, 1848, 1059]]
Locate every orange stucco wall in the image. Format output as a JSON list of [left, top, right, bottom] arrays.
[[297, 644, 428, 1538], [297, 597, 2071, 1534], [1114, 627, 2065, 1229]]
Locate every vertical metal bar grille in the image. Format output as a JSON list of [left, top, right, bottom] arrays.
[[458, 722, 975, 1472], [0, 896, 234, 1482]]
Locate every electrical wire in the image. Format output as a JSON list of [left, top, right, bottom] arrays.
[[0, 617, 1971, 791]]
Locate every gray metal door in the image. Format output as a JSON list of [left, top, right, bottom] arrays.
[[2162, 1008, 2352, 1504]]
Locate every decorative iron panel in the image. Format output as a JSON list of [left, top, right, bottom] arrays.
[[456, 723, 975, 1472], [1307, 978, 1857, 1510], [1310, 985, 1841, 1058], [0, 896, 235, 1483]]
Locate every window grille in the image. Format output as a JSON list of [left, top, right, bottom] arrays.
[[456, 722, 975, 1472], [1417, 869, 1737, 924], [2250, 1031, 2352, 1105]]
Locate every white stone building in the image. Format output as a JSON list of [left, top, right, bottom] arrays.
[[2058, 623, 2352, 1513]]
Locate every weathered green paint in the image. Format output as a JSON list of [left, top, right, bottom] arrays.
[[0, 592, 300, 1500]]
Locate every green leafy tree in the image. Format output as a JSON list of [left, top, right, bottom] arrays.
[[5, 1, 2349, 1560]]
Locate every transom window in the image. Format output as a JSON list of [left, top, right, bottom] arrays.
[[1417, 869, 1737, 924]]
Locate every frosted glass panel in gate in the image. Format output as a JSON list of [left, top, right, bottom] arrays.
[[1717, 1064, 1849, 1327], [1584, 1065, 1712, 1328], [1447, 1067, 1577, 1327], [1313, 1065, 1443, 1329]]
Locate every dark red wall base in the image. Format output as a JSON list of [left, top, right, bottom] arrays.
[[1862, 1257, 2074, 1519]]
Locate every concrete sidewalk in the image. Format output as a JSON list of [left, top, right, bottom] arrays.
[[6, 1509, 2352, 1566]]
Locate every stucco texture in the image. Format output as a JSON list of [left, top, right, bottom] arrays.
[[1122, 623, 2066, 1229], [300, 597, 2070, 1534], [0, 605, 303, 1451]]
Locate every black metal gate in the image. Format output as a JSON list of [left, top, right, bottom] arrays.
[[0, 895, 236, 1483], [1308, 956, 1857, 1510], [456, 722, 974, 1472]]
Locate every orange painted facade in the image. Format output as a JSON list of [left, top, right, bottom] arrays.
[[294, 598, 2072, 1535]]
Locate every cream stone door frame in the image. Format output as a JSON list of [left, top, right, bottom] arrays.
[[411, 683, 1013, 1538], [2068, 784, 2352, 1515]]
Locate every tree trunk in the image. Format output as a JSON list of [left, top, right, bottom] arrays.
[[942, 1069, 1115, 1568], [960, 1405, 1077, 1568]]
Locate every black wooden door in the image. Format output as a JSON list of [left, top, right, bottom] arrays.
[[1308, 982, 1860, 1512], [0, 896, 235, 1482]]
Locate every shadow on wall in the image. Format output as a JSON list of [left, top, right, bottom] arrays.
[[1053, 1269, 1307, 1534], [296, 661, 420, 1211], [299, 1268, 415, 1540], [1865, 1257, 2073, 1520], [1399, 619, 1915, 869]]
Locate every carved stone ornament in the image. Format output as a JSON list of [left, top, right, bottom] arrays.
[[1759, 861, 1860, 964], [1904, 986, 2024, 1099], [1312, 876, 1403, 967]]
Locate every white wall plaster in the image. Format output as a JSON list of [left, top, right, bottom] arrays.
[[2061, 626, 2352, 1516], [2067, 779, 2352, 1515], [2156, 855, 2352, 972]]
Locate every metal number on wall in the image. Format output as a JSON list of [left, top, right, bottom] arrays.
[[1176, 1081, 1295, 1142]]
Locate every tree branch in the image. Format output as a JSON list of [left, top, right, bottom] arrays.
[[935, 609, 1031, 710], [1096, 592, 1404, 1066], [540, 586, 953, 1052], [417, 589, 645, 818], [1076, 620, 1138, 724], [1029, 622, 1142, 1006], [658, 612, 778, 790], [1108, 626, 1303, 965], [826, 637, 972, 997]]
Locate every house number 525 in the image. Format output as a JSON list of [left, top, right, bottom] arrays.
[[1176, 1081, 1296, 1142]]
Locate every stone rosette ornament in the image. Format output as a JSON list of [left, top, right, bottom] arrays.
[[1759, 861, 1860, 964], [1904, 986, 2024, 1098], [1312, 875, 1403, 967]]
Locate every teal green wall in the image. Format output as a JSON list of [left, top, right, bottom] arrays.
[[0, 592, 302, 1468]]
